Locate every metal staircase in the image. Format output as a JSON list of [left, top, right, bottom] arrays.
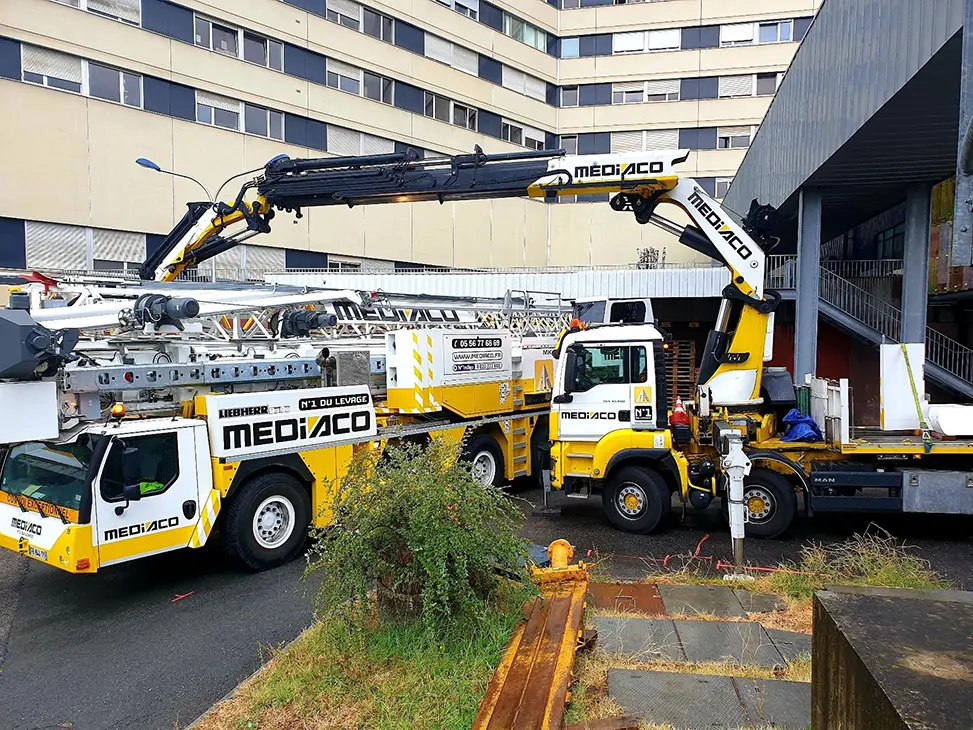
[[768, 256, 973, 398]]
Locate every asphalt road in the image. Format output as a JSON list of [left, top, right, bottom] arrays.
[[2, 491, 972, 730]]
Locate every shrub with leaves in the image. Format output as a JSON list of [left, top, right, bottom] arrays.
[[306, 436, 530, 631]]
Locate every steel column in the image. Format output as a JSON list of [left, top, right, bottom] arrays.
[[951, 0, 973, 267], [902, 184, 932, 343], [795, 187, 822, 384]]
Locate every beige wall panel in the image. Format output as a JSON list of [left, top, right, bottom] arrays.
[[242, 136, 311, 251], [406, 1, 498, 55], [588, 52, 700, 83], [701, 45, 797, 75], [451, 201, 493, 268], [309, 205, 365, 256], [489, 36, 557, 81], [170, 44, 310, 114], [488, 0, 558, 31], [184, 0, 310, 46], [700, 0, 818, 23], [589, 205, 643, 266], [483, 87, 556, 130], [0, 84, 90, 226], [557, 57, 597, 85], [364, 204, 413, 262], [2, 0, 174, 75], [557, 106, 596, 131], [697, 96, 770, 127], [87, 102, 176, 234], [593, 2, 703, 33], [489, 198, 528, 267], [306, 84, 412, 139], [696, 148, 746, 175], [524, 201, 549, 268], [548, 205, 592, 267], [170, 120, 245, 221], [591, 101, 701, 131], [410, 115, 520, 155], [411, 200, 454, 265]]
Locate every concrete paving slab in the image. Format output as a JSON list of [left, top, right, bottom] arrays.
[[766, 628, 812, 663], [658, 584, 748, 618], [735, 589, 788, 613], [600, 555, 655, 582], [674, 619, 785, 667], [736, 676, 813, 728], [608, 669, 749, 729], [593, 616, 686, 661]]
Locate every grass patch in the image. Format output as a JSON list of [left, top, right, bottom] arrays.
[[192, 583, 530, 730]]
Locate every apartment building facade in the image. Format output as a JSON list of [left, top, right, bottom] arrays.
[[0, 0, 820, 276]]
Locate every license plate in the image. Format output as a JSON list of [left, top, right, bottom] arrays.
[[28, 545, 48, 561]]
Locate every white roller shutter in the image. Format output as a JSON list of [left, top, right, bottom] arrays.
[[645, 78, 680, 95], [452, 45, 478, 75], [502, 66, 526, 94], [613, 32, 645, 53], [718, 126, 752, 136], [327, 58, 361, 79], [92, 228, 145, 263], [328, 126, 362, 155], [25, 222, 87, 270], [327, 0, 361, 17], [719, 75, 754, 97], [196, 90, 240, 111], [613, 81, 644, 93], [242, 245, 285, 275], [647, 29, 680, 50], [720, 22, 754, 44], [611, 130, 643, 153], [524, 74, 547, 101], [643, 128, 679, 149], [425, 34, 453, 64], [87, 0, 140, 23], [22, 46, 82, 83], [362, 133, 394, 155], [210, 246, 242, 276]]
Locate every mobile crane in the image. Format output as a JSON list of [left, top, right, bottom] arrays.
[[2, 146, 970, 577]]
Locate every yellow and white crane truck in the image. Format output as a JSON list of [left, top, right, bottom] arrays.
[[1, 147, 972, 575]]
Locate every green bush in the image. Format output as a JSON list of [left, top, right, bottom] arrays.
[[306, 436, 530, 632]]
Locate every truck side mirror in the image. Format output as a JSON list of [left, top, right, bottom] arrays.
[[554, 346, 580, 404], [121, 445, 142, 501]]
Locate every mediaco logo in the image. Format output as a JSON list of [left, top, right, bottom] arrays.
[[562, 412, 617, 420], [104, 516, 179, 541], [10, 517, 42, 537], [574, 160, 664, 180], [686, 188, 754, 262]]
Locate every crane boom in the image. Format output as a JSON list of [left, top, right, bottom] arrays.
[[142, 147, 779, 301]]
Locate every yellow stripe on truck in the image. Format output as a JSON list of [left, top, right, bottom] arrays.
[[99, 525, 196, 566]]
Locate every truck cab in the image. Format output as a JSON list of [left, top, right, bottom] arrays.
[[0, 418, 213, 573], [571, 297, 654, 326]]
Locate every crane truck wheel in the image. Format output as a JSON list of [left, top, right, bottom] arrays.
[[602, 466, 672, 534], [221, 472, 312, 571], [721, 468, 797, 539], [462, 434, 506, 488]]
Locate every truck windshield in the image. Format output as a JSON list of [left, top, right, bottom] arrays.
[[0, 439, 94, 512], [572, 300, 606, 325]]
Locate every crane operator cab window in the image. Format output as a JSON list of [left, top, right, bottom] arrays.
[[100, 433, 179, 501]]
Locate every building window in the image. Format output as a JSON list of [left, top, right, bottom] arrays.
[[363, 8, 394, 41], [561, 135, 578, 155], [434, 0, 478, 20], [502, 120, 523, 146], [194, 17, 239, 57], [196, 90, 241, 131], [327, 59, 362, 95], [503, 12, 547, 52], [561, 85, 579, 107], [562, 0, 580, 7], [717, 126, 752, 149], [329, 259, 362, 271], [363, 72, 394, 104], [22, 46, 83, 93], [244, 103, 284, 140], [718, 75, 754, 98], [326, 0, 362, 30], [755, 72, 782, 96], [425, 33, 479, 75], [716, 177, 733, 198], [720, 22, 755, 47], [875, 223, 905, 259], [645, 79, 680, 102], [759, 20, 793, 43], [524, 127, 545, 151], [612, 82, 644, 105], [613, 32, 645, 54], [88, 62, 141, 107], [648, 29, 680, 51], [561, 37, 580, 58], [424, 92, 475, 129], [243, 33, 284, 71], [60, 0, 140, 25]]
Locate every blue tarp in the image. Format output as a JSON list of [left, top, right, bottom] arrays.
[[781, 408, 823, 442]]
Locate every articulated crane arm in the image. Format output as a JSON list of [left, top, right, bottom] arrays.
[[141, 148, 781, 306]]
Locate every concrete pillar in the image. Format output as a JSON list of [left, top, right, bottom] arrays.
[[951, 0, 973, 266], [901, 183, 932, 343], [794, 188, 822, 384]]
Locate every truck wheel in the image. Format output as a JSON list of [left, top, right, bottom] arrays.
[[462, 434, 505, 488], [723, 468, 797, 539], [602, 466, 671, 534], [222, 472, 311, 571]]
